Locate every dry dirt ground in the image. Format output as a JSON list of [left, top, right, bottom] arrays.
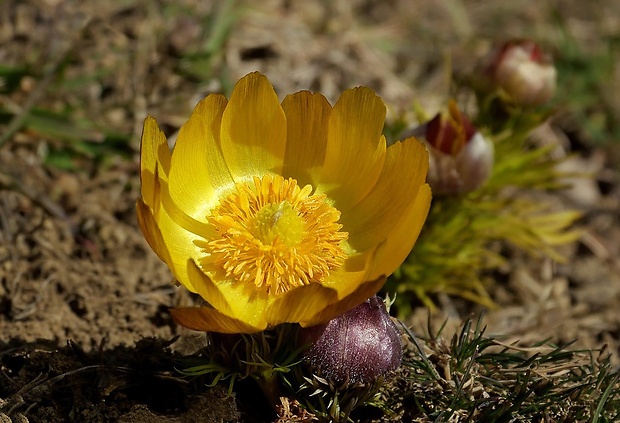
[[0, 0, 619, 421]]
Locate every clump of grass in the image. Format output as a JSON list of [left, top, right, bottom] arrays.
[[286, 372, 385, 422], [385, 316, 620, 422]]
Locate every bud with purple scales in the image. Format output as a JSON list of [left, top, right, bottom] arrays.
[[298, 296, 402, 385]]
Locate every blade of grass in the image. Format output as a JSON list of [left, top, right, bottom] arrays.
[[0, 13, 91, 148]]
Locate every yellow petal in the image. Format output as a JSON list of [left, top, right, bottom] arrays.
[[319, 87, 386, 208], [142, 181, 208, 294], [329, 247, 375, 295], [136, 199, 173, 266], [265, 283, 338, 326], [159, 178, 214, 240], [281, 91, 332, 187], [186, 259, 234, 316], [170, 307, 263, 334], [343, 138, 429, 252], [138, 117, 209, 294], [369, 183, 432, 280], [300, 276, 387, 327], [219, 72, 287, 181], [137, 198, 200, 294], [140, 116, 170, 208], [168, 95, 232, 223], [199, 280, 270, 329]]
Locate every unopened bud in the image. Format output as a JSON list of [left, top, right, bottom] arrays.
[[298, 296, 402, 385], [489, 39, 557, 107], [422, 101, 494, 195]]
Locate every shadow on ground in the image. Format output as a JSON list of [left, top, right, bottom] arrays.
[[0, 337, 250, 422]]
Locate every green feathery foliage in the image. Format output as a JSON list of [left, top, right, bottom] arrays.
[[382, 316, 620, 422], [385, 105, 581, 314]]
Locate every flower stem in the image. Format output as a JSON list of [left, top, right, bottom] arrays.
[[256, 371, 283, 410]]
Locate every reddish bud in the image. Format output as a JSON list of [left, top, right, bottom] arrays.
[[425, 101, 476, 156], [298, 296, 402, 385], [488, 39, 557, 106], [422, 101, 494, 195]]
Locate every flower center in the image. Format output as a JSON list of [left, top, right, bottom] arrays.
[[253, 201, 305, 246], [200, 175, 348, 295]]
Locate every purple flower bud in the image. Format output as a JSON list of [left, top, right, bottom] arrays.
[[298, 296, 402, 385]]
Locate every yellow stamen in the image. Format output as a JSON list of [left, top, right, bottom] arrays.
[[200, 175, 348, 295]]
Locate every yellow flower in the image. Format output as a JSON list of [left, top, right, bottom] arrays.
[[137, 72, 431, 333]]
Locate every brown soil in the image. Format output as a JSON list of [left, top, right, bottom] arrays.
[[1, 0, 619, 421]]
